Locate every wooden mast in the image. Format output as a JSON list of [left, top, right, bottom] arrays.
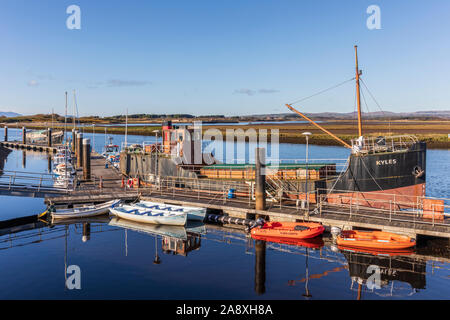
[[285, 104, 352, 149], [354, 45, 363, 137]]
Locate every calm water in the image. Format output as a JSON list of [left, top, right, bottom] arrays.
[[0, 129, 449, 299]]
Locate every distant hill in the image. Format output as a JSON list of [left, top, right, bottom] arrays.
[[245, 110, 450, 120], [0, 111, 21, 117]]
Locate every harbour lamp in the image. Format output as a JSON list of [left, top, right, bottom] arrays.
[[302, 132, 312, 211]]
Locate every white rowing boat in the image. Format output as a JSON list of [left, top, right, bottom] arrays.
[[135, 201, 207, 222], [109, 217, 188, 240], [51, 199, 121, 219], [109, 204, 187, 226]]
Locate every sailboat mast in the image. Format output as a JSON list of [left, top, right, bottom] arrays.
[[125, 108, 128, 147], [354, 45, 363, 137], [73, 90, 76, 130], [65, 92, 68, 183], [64, 92, 68, 146]]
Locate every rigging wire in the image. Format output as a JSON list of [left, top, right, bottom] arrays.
[[360, 78, 392, 134], [288, 77, 356, 106]]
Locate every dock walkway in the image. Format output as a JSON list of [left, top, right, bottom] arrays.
[[46, 181, 450, 239]]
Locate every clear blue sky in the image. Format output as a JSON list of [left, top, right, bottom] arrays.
[[1, 0, 449, 116]]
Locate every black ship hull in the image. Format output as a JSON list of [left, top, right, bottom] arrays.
[[326, 141, 427, 208]]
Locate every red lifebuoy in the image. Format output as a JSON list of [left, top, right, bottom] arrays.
[[127, 178, 133, 188]]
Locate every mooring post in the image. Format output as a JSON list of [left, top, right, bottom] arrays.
[[82, 138, 91, 180], [4, 126, 7, 142], [76, 132, 83, 168], [47, 128, 52, 147], [72, 129, 76, 152], [255, 147, 266, 215], [254, 239, 266, 295], [22, 127, 26, 144]]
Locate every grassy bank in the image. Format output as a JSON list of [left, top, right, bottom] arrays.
[[3, 121, 449, 149]]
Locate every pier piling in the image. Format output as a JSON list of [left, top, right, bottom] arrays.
[[72, 129, 76, 152], [22, 127, 26, 144], [82, 138, 91, 180], [47, 128, 52, 147], [255, 148, 266, 213], [4, 126, 7, 142], [76, 133, 83, 168]]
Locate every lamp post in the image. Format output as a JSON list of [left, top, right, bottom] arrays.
[[302, 132, 312, 213], [152, 130, 159, 176], [92, 124, 95, 152]]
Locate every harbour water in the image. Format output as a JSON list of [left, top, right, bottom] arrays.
[[0, 129, 449, 299]]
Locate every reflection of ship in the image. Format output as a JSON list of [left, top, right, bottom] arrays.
[[341, 249, 426, 298], [0, 145, 12, 175], [109, 217, 205, 256]]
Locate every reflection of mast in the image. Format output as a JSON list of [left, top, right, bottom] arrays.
[[64, 225, 68, 290], [302, 248, 312, 299], [254, 239, 266, 295], [125, 229, 128, 257], [153, 235, 161, 265]]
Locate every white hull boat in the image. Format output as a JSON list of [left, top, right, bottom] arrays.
[[135, 201, 207, 222], [53, 176, 74, 189], [51, 199, 121, 220], [109, 204, 187, 226], [53, 163, 76, 176], [108, 217, 188, 240]]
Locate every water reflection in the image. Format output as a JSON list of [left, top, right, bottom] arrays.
[[21, 150, 26, 169], [254, 240, 266, 295], [340, 249, 426, 298], [0, 213, 449, 299]]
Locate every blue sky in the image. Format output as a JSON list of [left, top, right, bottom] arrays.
[[1, 0, 449, 116]]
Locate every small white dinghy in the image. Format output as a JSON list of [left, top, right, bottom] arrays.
[[53, 163, 76, 176], [51, 199, 121, 220], [135, 201, 207, 222], [109, 204, 187, 226]]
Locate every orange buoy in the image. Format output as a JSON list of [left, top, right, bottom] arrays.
[[251, 221, 324, 240], [336, 230, 415, 251]]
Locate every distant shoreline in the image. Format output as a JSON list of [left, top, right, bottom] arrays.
[[2, 120, 449, 149]]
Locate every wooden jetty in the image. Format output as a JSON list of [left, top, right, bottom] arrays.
[[46, 174, 450, 239], [0, 141, 58, 153], [41, 143, 450, 240]]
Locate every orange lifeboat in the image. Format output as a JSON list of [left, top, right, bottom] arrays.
[[337, 245, 414, 257], [251, 221, 325, 240], [336, 230, 416, 250], [252, 234, 324, 248]]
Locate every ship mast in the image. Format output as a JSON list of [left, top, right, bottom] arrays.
[[354, 45, 363, 137]]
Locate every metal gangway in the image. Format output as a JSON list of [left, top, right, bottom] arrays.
[[0, 170, 69, 198]]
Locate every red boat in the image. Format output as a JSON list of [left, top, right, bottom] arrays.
[[252, 234, 324, 248], [251, 221, 325, 240]]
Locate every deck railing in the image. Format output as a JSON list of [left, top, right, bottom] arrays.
[[351, 135, 418, 154]]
